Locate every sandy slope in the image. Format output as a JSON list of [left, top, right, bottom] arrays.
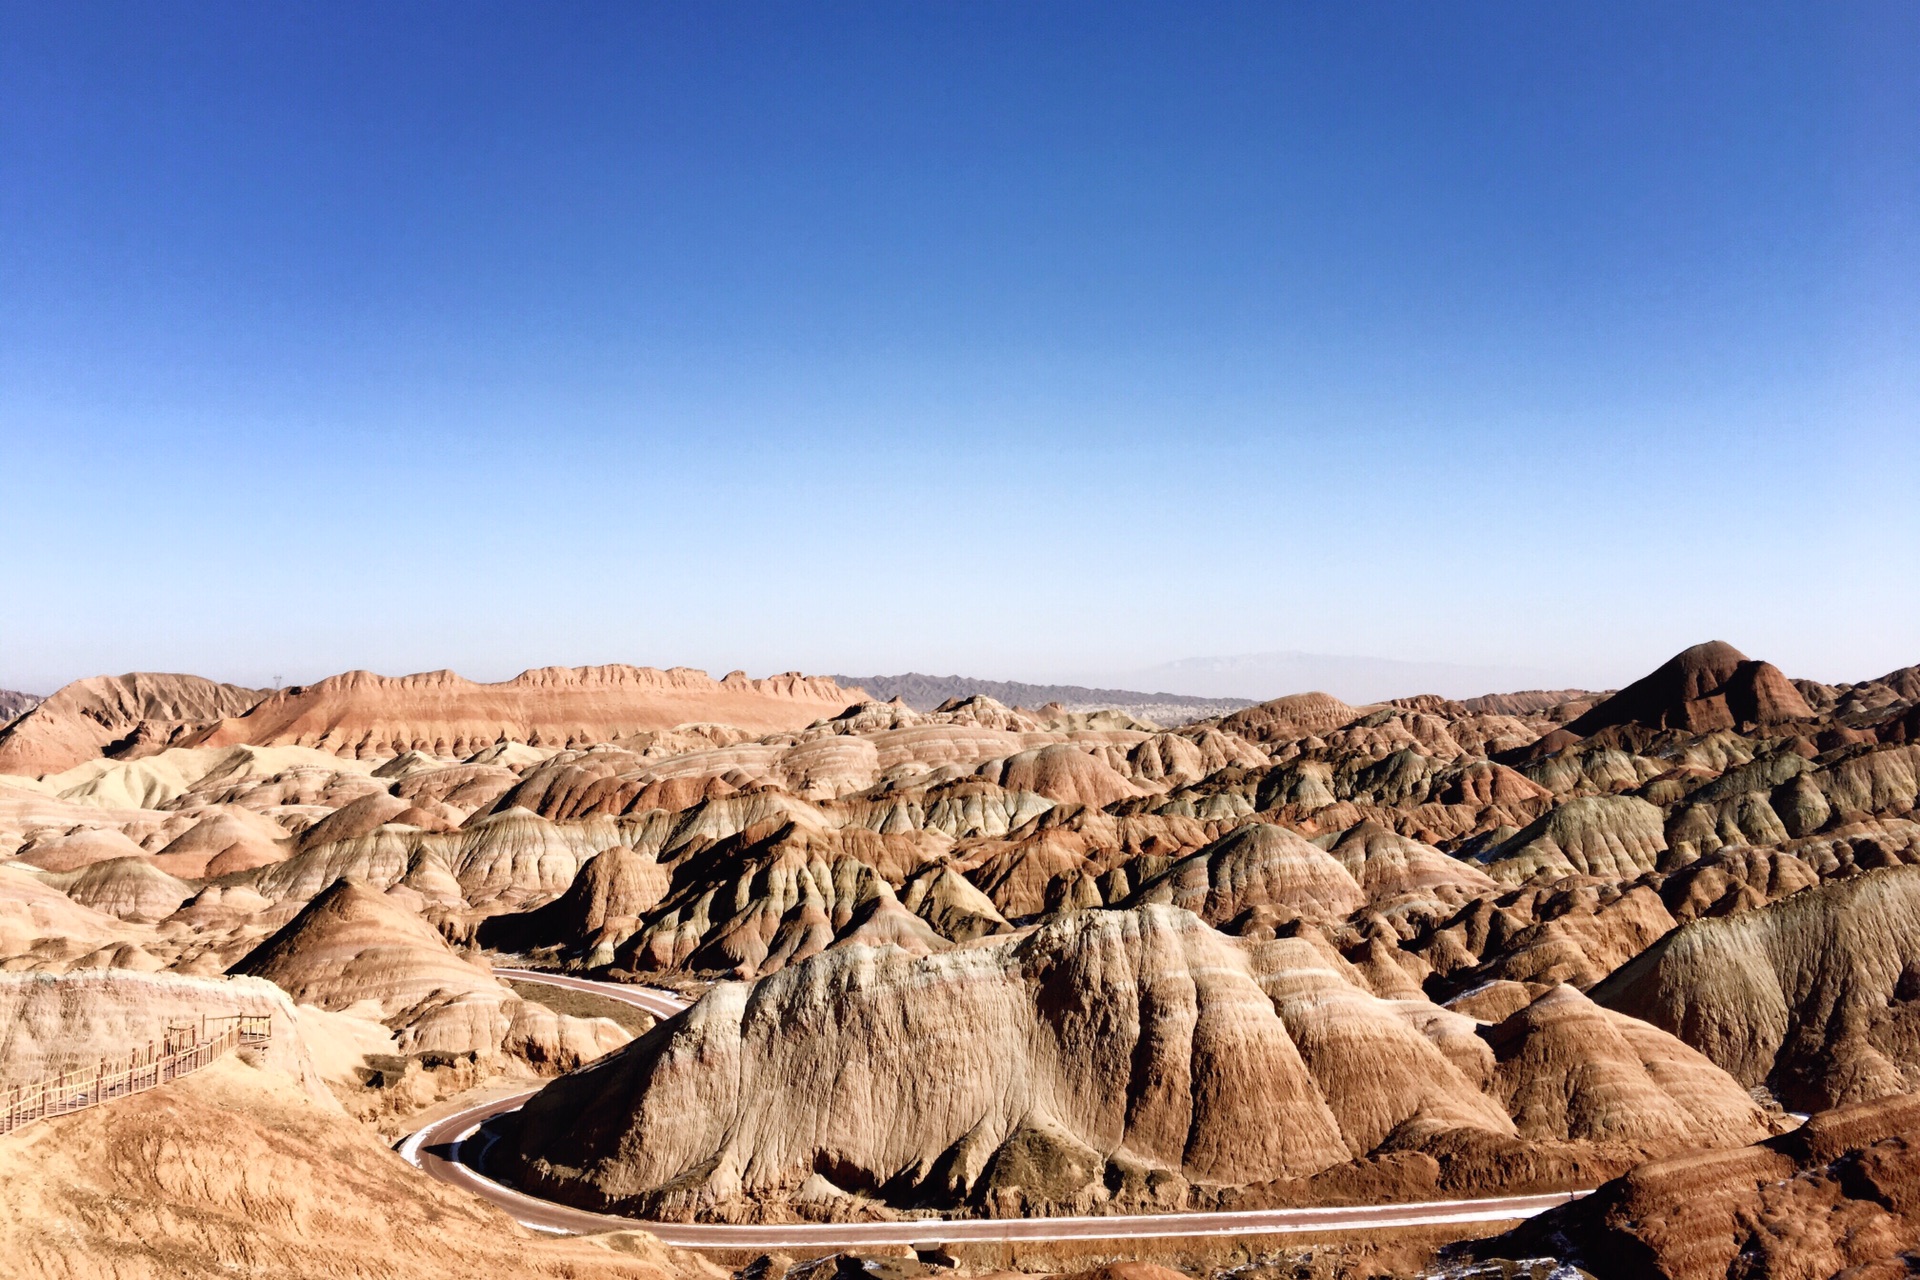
[[0, 1053, 719, 1280]]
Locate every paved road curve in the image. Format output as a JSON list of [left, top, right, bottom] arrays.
[[401, 969, 1586, 1247], [494, 967, 692, 1021]]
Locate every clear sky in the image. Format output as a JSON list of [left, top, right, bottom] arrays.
[[2, 2, 1915, 698]]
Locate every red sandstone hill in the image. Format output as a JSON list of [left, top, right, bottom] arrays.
[[1215, 692, 1363, 744], [188, 667, 863, 758], [0, 674, 265, 777], [1489, 1092, 1920, 1279], [1564, 640, 1813, 737], [0, 667, 868, 775]]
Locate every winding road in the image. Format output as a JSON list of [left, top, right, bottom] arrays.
[[401, 969, 1587, 1248]]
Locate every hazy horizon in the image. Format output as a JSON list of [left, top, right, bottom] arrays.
[[10, 637, 1919, 712], [4, 4, 1915, 694]]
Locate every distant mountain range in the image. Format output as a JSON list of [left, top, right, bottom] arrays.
[[830, 674, 1252, 726], [833, 653, 1570, 726], [1110, 650, 1560, 704]]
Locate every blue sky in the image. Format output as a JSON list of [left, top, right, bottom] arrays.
[[2, 2, 1915, 697]]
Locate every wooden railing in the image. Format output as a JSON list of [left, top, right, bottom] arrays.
[[0, 1014, 271, 1137]]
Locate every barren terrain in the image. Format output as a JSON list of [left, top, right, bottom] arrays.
[[4, 644, 1919, 1278]]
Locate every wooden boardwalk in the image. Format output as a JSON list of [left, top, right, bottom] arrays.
[[1, 1014, 271, 1136]]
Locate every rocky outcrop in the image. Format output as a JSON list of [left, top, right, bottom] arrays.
[[1491, 1092, 1920, 1280], [980, 744, 1141, 808], [0, 968, 333, 1104], [12, 827, 150, 872], [613, 842, 940, 980], [1217, 692, 1362, 745], [1129, 823, 1367, 924], [500, 905, 1514, 1219], [1459, 689, 1600, 718], [1592, 865, 1920, 1109], [1460, 884, 1678, 992], [1486, 795, 1668, 883], [37, 858, 195, 923], [0, 867, 153, 969], [1564, 641, 1813, 737], [191, 666, 864, 759], [229, 879, 626, 1070], [1324, 821, 1497, 908], [142, 810, 293, 882], [233, 808, 646, 909], [0, 674, 265, 777], [0, 689, 39, 729], [1653, 845, 1821, 922], [1481, 985, 1770, 1146], [478, 846, 673, 962]]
